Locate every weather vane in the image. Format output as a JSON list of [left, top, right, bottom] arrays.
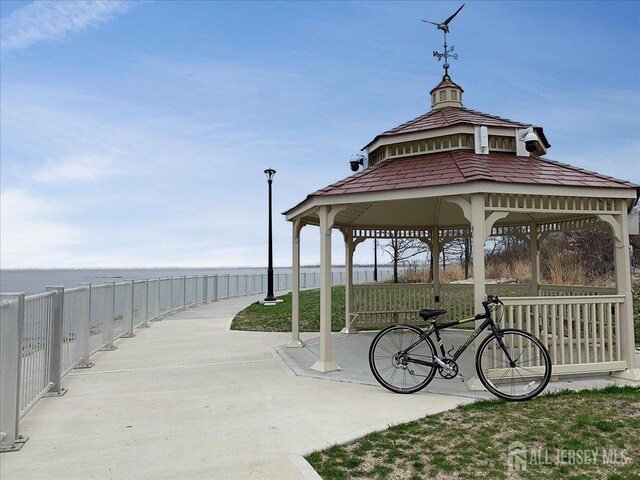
[[422, 4, 465, 76]]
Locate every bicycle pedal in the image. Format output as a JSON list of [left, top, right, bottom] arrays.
[[457, 374, 464, 382]]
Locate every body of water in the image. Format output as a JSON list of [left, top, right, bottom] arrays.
[[0, 266, 387, 295]]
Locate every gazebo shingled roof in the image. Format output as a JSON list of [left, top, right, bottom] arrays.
[[286, 152, 638, 209], [365, 106, 551, 149]]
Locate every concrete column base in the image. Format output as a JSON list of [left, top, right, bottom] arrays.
[[610, 368, 640, 382], [340, 326, 359, 334], [0, 435, 29, 453], [261, 299, 284, 306], [286, 339, 305, 348], [466, 375, 487, 391], [310, 360, 341, 373], [44, 388, 67, 397], [74, 361, 95, 369]]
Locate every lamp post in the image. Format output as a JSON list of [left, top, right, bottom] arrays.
[[373, 239, 378, 282], [264, 168, 277, 303]]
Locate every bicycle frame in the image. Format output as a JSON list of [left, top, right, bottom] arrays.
[[403, 308, 509, 368]]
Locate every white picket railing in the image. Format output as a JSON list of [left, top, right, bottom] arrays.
[[350, 284, 628, 380], [500, 295, 626, 375], [352, 283, 436, 328], [539, 284, 616, 296], [351, 282, 535, 327]]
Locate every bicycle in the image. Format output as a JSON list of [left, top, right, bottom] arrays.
[[368, 295, 551, 401]]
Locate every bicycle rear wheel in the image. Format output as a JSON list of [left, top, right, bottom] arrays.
[[475, 328, 551, 401], [369, 324, 437, 394]]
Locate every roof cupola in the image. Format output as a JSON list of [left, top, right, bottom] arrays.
[[430, 75, 463, 109]]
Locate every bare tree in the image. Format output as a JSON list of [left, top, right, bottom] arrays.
[[380, 239, 429, 283], [446, 237, 472, 278]]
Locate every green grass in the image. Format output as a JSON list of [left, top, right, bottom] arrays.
[[232, 283, 640, 345], [230, 285, 470, 332], [231, 286, 345, 332], [306, 386, 640, 480]]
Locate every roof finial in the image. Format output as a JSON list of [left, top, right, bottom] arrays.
[[422, 4, 464, 76]]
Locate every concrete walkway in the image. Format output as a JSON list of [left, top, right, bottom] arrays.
[[0, 295, 469, 480], [277, 330, 640, 399]]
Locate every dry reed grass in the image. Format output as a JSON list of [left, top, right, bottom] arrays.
[[400, 257, 613, 286], [486, 259, 531, 282], [543, 251, 614, 287]]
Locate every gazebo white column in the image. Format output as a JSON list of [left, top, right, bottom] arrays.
[[287, 219, 304, 348], [311, 205, 343, 373], [431, 226, 441, 305], [530, 222, 540, 296], [609, 202, 640, 380], [470, 194, 487, 314], [341, 228, 358, 334]]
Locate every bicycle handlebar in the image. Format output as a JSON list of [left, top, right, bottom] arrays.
[[483, 295, 503, 307]]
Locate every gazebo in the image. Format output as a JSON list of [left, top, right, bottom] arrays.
[[283, 72, 639, 387]]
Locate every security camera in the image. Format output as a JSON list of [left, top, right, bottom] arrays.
[[523, 131, 538, 153], [349, 155, 364, 172], [519, 128, 539, 153]]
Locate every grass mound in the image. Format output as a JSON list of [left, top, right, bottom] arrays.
[[306, 386, 640, 480], [231, 286, 345, 332]]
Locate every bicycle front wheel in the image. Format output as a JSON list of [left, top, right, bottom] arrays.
[[369, 324, 437, 394], [476, 328, 551, 401]]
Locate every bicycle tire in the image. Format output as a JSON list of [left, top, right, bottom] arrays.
[[475, 328, 551, 401], [369, 324, 437, 394]]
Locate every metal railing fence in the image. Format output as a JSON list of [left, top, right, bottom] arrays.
[[1, 269, 389, 452]]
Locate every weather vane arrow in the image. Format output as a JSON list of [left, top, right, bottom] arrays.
[[422, 3, 465, 76]]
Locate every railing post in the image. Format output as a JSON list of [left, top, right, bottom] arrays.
[[182, 276, 187, 310], [202, 276, 209, 304], [101, 282, 117, 351], [140, 280, 150, 328], [124, 281, 135, 338], [0, 293, 28, 452], [226, 274, 230, 298], [75, 284, 94, 368], [169, 278, 174, 313], [213, 275, 219, 301], [45, 286, 67, 397], [155, 279, 161, 320]]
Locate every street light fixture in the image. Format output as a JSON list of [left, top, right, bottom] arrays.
[[264, 168, 277, 304]]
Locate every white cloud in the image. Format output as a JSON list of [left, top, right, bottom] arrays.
[[33, 154, 120, 182], [1, 0, 132, 54], [0, 189, 85, 267]]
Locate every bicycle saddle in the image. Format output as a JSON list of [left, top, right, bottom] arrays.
[[418, 308, 447, 320]]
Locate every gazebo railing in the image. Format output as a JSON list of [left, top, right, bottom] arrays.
[[539, 284, 616, 296], [351, 282, 534, 327], [350, 284, 628, 376], [500, 295, 626, 375], [352, 283, 436, 328]]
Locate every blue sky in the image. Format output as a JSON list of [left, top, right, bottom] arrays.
[[1, 0, 639, 269]]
